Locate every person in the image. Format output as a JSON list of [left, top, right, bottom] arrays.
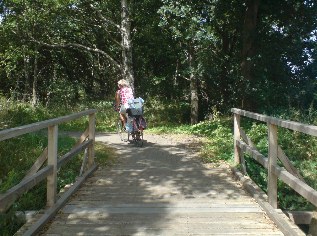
[[115, 79, 134, 129]]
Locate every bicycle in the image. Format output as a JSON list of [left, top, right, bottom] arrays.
[[115, 98, 146, 146]]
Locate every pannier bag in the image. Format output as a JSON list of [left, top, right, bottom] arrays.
[[128, 97, 144, 116]]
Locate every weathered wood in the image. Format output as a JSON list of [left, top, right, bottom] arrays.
[[240, 128, 257, 149], [232, 108, 317, 137], [57, 139, 92, 169], [309, 211, 317, 236], [232, 167, 306, 236], [79, 148, 88, 176], [0, 165, 53, 213], [237, 140, 268, 168], [272, 165, 317, 207], [277, 145, 305, 182], [36, 133, 298, 236], [238, 140, 317, 208], [73, 128, 89, 148], [23, 164, 97, 236], [268, 124, 278, 208], [23, 147, 48, 179], [47, 125, 58, 207], [0, 109, 96, 142], [233, 113, 241, 164], [88, 113, 96, 168]]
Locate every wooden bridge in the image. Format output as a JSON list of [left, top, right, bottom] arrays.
[[1, 109, 316, 235]]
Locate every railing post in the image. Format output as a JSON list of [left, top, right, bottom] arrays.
[[268, 123, 278, 208], [88, 112, 96, 167], [234, 113, 241, 165], [47, 125, 58, 207]]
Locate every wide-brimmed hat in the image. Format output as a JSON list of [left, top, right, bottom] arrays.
[[117, 79, 130, 87]]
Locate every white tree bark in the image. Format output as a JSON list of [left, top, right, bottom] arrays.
[[121, 0, 135, 92]]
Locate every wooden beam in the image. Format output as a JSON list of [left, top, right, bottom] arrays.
[[232, 167, 306, 236], [73, 128, 89, 148], [0, 109, 97, 142], [22, 164, 98, 236], [88, 113, 96, 168], [232, 108, 317, 137], [233, 113, 241, 165], [277, 146, 305, 183], [0, 166, 53, 213], [23, 147, 48, 179], [268, 124, 278, 208], [57, 140, 92, 169], [47, 125, 58, 207], [236, 140, 268, 168], [272, 165, 317, 207], [240, 128, 256, 149]]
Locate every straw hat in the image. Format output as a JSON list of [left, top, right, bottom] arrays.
[[117, 79, 130, 87]]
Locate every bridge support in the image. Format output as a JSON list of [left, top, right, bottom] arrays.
[[268, 123, 278, 209], [88, 113, 96, 168], [233, 113, 241, 164], [47, 125, 58, 207]]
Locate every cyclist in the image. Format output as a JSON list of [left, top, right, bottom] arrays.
[[115, 79, 134, 129]]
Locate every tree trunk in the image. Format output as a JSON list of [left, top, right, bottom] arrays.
[[121, 0, 135, 92], [31, 54, 38, 107], [23, 56, 30, 102], [240, 0, 260, 110], [189, 46, 198, 125]]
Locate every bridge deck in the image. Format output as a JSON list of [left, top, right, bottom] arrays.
[[38, 133, 289, 235]]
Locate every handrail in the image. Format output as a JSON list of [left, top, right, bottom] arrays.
[[0, 109, 96, 141], [232, 108, 317, 210], [0, 109, 97, 235]]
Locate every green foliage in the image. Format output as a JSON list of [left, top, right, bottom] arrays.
[[0, 101, 118, 235], [190, 118, 233, 164], [145, 97, 191, 126]]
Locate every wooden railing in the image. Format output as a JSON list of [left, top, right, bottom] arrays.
[[232, 108, 317, 223], [0, 109, 97, 235]]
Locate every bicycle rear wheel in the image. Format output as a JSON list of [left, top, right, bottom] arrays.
[[117, 120, 128, 141]]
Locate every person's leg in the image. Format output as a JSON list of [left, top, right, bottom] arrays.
[[120, 113, 127, 126]]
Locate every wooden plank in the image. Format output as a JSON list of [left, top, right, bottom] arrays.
[[236, 140, 268, 168], [57, 139, 92, 169], [0, 109, 96, 142], [23, 164, 98, 236], [47, 125, 58, 207], [277, 145, 305, 182], [272, 165, 317, 207], [234, 113, 241, 164], [0, 165, 53, 212], [88, 113, 96, 167], [232, 108, 317, 137], [268, 123, 278, 208], [240, 128, 257, 149], [23, 147, 48, 179], [79, 148, 88, 176], [232, 167, 306, 236]]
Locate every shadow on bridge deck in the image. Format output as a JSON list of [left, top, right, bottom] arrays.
[[30, 133, 300, 235]]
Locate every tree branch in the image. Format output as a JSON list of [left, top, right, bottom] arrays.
[[31, 39, 121, 70]]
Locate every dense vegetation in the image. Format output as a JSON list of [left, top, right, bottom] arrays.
[[1, 0, 317, 234]]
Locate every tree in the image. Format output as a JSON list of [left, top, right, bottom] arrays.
[[158, 0, 215, 124]]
